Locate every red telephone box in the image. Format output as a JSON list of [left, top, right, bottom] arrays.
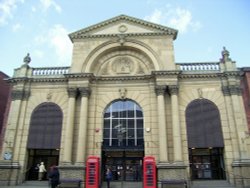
[[143, 156, 157, 188], [86, 156, 100, 188]]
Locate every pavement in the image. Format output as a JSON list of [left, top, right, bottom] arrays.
[[0, 181, 143, 188], [0, 181, 49, 188]]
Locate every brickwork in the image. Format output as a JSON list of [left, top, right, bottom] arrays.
[[0, 71, 11, 152]]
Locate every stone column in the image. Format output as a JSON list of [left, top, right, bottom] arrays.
[[63, 88, 77, 163], [222, 86, 240, 159], [12, 90, 30, 161], [228, 85, 246, 158], [2, 90, 24, 158], [155, 86, 168, 163], [76, 87, 91, 164], [169, 85, 182, 162]]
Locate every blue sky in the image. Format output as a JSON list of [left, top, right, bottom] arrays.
[[0, 0, 249, 76]]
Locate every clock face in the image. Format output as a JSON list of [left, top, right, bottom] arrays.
[[4, 152, 12, 160]]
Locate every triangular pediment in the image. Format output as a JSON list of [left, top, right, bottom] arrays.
[[69, 14, 178, 41]]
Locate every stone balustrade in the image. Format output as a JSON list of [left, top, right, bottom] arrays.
[[32, 67, 70, 76], [176, 62, 220, 72]]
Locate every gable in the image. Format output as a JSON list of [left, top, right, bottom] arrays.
[[69, 14, 178, 41]]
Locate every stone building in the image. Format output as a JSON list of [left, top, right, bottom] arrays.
[[241, 67, 250, 132], [0, 71, 11, 150], [0, 15, 250, 187]]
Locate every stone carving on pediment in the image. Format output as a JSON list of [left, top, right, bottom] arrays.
[[112, 57, 133, 74], [94, 50, 153, 76], [136, 64, 145, 74]]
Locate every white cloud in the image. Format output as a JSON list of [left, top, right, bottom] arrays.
[[0, 0, 24, 26], [31, 6, 36, 12], [48, 24, 72, 65], [34, 34, 47, 45], [33, 49, 44, 59], [145, 6, 202, 34], [40, 0, 61, 13], [12, 22, 21, 31], [33, 25, 72, 65]]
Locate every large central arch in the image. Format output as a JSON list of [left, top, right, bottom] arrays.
[[102, 99, 144, 182]]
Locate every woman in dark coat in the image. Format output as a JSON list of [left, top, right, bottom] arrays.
[[48, 166, 60, 188]]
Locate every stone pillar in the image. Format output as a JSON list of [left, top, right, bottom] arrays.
[[228, 85, 246, 158], [63, 88, 77, 163], [2, 90, 25, 158], [76, 87, 91, 164], [169, 85, 182, 162], [12, 90, 30, 161], [155, 86, 168, 163], [222, 86, 240, 159]]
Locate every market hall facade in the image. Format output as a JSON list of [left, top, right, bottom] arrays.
[[0, 15, 250, 187]]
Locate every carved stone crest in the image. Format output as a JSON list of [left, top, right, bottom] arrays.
[[119, 88, 127, 99], [112, 57, 133, 74]]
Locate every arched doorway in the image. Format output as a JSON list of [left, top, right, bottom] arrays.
[[26, 102, 63, 180], [102, 99, 144, 183], [186, 99, 225, 180]]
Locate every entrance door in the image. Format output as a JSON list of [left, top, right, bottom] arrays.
[[102, 100, 144, 183], [26, 149, 59, 180], [102, 151, 143, 182], [189, 148, 225, 180]]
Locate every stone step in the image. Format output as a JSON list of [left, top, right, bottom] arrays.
[[190, 180, 235, 188]]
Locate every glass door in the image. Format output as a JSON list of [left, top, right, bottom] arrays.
[[102, 151, 143, 182], [189, 148, 225, 180]]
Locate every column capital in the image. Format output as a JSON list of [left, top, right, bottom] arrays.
[[79, 87, 91, 98], [11, 90, 30, 101], [155, 85, 166, 96], [222, 85, 242, 96], [168, 85, 179, 95], [221, 86, 230, 96], [23, 90, 31, 100], [228, 85, 242, 96], [67, 87, 78, 98]]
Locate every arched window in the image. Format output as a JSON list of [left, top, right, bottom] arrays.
[[27, 102, 63, 149], [185, 99, 224, 148], [103, 100, 144, 149]]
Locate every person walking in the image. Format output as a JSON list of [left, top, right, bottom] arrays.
[[38, 162, 46, 181], [106, 168, 112, 188], [48, 165, 60, 188]]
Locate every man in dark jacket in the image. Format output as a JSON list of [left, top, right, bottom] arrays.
[[48, 166, 60, 188]]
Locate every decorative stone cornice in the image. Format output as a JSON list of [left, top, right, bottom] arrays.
[[153, 71, 180, 78], [11, 90, 30, 101], [168, 85, 179, 95], [7, 77, 68, 84], [70, 32, 175, 40], [67, 88, 78, 98], [94, 75, 153, 81], [155, 85, 166, 96], [78, 87, 91, 98], [64, 73, 94, 79], [69, 14, 178, 41], [178, 73, 222, 79], [6, 77, 29, 84], [223, 71, 241, 78]]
